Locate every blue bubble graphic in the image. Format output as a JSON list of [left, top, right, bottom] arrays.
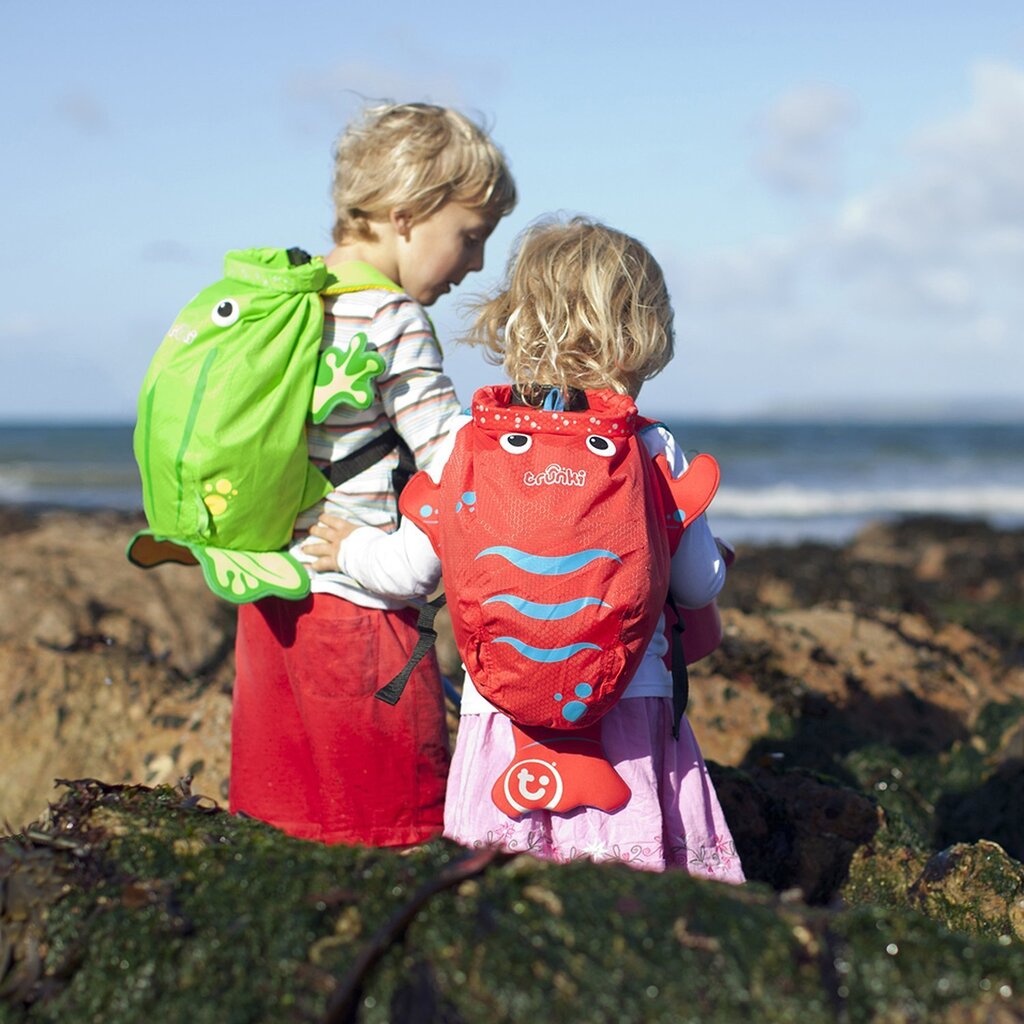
[[419, 504, 433, 517], [561, 701, 588, 723], [574, 682, 593, 698]]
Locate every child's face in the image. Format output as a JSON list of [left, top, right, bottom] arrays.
[[393, 201, 498, 306]]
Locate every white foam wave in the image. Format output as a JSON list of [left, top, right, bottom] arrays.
[[0, 474, 32, 500], [0, 465, 141, 507], [714, 484, 1024, 520]]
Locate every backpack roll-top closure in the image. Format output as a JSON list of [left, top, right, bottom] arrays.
[[223, 247, 328, 293]]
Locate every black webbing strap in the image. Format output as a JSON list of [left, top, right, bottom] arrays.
[[322, 426, 417, 520], [375, 594, 448, 705], [389, 432, 417, 505], [324, 426, 403, 487], [666, 592, 690, 740]]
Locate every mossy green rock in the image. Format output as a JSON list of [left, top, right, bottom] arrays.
[[2, 780, 1023, 1024]]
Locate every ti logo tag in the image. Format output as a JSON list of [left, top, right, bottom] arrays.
[[491, 722, 632, 818], [500, 758, 564, 813]]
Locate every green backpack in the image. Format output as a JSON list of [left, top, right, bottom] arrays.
[[127, 247, 401, 603]]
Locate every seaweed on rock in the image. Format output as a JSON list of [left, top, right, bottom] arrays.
[[1, 778, 1023, 1024]]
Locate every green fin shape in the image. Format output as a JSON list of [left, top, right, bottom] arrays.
[[311, 332, 386, 420], [127, 530, 312, 604], [194, 547, 311, 603]]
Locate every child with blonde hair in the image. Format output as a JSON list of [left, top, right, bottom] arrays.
[[230, 103, 515, 847], [305, 217, 743, 877]]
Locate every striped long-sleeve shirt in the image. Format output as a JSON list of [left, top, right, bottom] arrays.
[[290, 285, 462, 608]]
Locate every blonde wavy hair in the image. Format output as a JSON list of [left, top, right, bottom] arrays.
[[331, 103, 516, 243], [465, 217, 675, 400]]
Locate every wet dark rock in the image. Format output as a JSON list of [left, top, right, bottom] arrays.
[[713, 763, 881, 904], [721, 515, 1024, 666]]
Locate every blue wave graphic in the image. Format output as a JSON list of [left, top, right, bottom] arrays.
[[484, 594, 608, 620], [476, 546, 620, 575], [492, 638, 600, 662]]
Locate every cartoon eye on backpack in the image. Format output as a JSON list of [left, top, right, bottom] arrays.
[[210, 297, 242, 327], [499, 432, 531, 453]]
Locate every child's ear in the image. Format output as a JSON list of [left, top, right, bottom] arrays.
[[390, 208, 413, 241]]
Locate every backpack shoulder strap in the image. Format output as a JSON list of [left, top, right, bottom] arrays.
[[322, 261, 439, 340], [375, 594, 448, 705], [636, 416, 667, 434], [637, 414, 692, 733], [664, 591, 691, 739], [322, 426, 414, 489], [320, 260, 405, 295]]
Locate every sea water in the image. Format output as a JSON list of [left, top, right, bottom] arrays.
[[672, 419, 1024, 544], [0, 424, 142, 511], [1, 419, 1022, 546]]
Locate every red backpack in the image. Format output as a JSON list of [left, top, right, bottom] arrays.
[[393, 385, 720, 816]]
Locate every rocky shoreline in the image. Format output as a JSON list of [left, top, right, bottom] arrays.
[[1, 508, 1022, 1021]]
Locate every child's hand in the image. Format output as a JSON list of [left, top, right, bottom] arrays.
[[303, 514, 361, 573]]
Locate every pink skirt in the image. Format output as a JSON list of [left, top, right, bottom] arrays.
[[444, 697, 745, 880]]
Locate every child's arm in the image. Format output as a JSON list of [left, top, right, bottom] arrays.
[[670, 518, 726, 608], [303, 412, 467, 600], [304, 409, 468, 600], [645, 425, 727, 608], [304, 514, 441, 601]]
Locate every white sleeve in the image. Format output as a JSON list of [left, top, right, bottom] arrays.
[[334, 414, 470, 600], [642, 425, 727, 609], [670, 515, 726, 608], [336, 519, 441, 600]]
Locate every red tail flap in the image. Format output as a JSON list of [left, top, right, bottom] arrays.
[[652, 452, 721, 554]]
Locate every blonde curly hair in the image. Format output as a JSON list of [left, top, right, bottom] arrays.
[[331, 103, 516, 243], [464, 217, 675, 400]]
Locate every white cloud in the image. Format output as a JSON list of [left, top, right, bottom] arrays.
[[675, 236, 801, 310], [828, 61, 1024, 323], [0, 314, 55, 341], [140, 240, 198, 264], [665, 61, 1024, 413], [914, 268, 974, 310], [839, 64, 1024, 245], [969, 312, 1010, 350], [753, 85, 858, 197], [283, 52, 501, 138], [54, 91, 110, 135]]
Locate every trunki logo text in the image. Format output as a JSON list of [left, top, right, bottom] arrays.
[[523, 463, 587, 487], [167, 323, 199, 346]]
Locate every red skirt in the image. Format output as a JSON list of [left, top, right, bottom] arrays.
[[229, 593, 450, 846]]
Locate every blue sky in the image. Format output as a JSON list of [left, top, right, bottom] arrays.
[[4, 1, 1024, 421]]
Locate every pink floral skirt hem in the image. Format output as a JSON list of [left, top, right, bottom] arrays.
[[443, 698, 745, 881]]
